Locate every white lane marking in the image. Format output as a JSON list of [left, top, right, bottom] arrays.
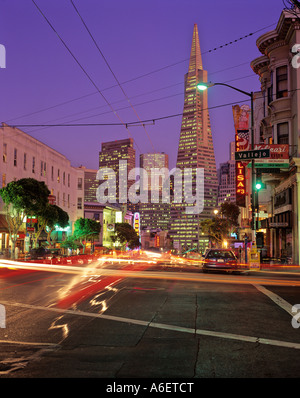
[[2, 300, 300, 350], [253, 284, 294, 317]]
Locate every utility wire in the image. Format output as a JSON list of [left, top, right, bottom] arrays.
[[4, 20, 275, 124], [31, 0, 142, 153], [70, 0, 155, 151], [10, 87, 300, 130]]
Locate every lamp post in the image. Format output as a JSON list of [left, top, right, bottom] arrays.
[[197, 82, 257, 243]]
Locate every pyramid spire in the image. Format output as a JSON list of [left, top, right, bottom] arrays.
[[188, 24, 203, 73]]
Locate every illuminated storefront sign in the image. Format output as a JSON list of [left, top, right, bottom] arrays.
[[155, 234, 160, 248], [134, 212, 140, 235], [233, 104, 251, 208], [236, 161, 246, 207]]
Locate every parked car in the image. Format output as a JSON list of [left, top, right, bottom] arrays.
[[28, 247, 60, 260], [202, 249, 238, 273]]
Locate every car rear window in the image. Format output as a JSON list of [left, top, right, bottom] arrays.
[[206, 250, 235, 259]]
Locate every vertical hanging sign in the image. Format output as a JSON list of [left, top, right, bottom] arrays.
[[233, 105, 251, 208]]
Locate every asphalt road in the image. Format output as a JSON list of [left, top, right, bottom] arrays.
[[1, 259, 300, 381]]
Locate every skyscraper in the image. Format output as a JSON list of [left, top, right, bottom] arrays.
[[170, 24, 218, 252], [98, 138, 135, 205], [139, 152, 170, 231]]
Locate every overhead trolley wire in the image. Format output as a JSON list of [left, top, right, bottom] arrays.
[[5, 17, 275, 125], [31, 0, 142, 152], [70, 0, 155, 152]]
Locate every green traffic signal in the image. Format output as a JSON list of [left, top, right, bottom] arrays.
[[255, 181, 262, 190]]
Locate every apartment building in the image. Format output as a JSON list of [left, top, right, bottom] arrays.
[[250, 7, 300, 263], [0, 123, 84, 250]]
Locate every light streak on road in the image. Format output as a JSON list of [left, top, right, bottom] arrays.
[[0, 258, 300, 288]]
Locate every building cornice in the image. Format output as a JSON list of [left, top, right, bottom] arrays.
[[256, 9, 299, 56]]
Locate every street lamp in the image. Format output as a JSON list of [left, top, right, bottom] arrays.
[[197, 81, 257, 243]]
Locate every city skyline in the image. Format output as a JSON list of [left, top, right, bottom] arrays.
[[0, 0, 285, 173]]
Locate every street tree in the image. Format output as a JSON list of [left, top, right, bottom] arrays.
[[201, 218, 230, 247], [111, 222, 140, 250], [73, 218, 101, 253], [33, 204, 69, 248], [0, 178, 50, 258], [220, 201, 240, 227]]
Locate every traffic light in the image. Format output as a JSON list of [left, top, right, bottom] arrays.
[[255, 173, 263, 191]]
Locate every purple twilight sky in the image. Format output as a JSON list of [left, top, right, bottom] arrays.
[[0, 0, 286, 172]]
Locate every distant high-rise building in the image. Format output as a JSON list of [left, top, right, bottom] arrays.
[[79, 166, 98, 203], [170, 24, 218, 252], [217, 142, 236, 205], [139, 152, 170, 231], [98, 138, 135, 205]]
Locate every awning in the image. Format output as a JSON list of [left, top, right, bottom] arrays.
[[261, 211, 292, 229]]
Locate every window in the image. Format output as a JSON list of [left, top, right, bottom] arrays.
[[268, 71, 273, 105], [63, 172, 65, 185], [2, 174, 6, 187], [51, 166, 54, 181], [14, 148, 17, 167], [23, 153, 27, 170], [32, 157, 35, 173], [3, 143, 7, 163], [68, 173, 70, 187], [57, 169, 60, 183], [276, 66, 288, 99], [40, 161, 46, 176], [277, 122, 289, 145], [78, 177, 83, 190], [77, 197, 82, 209]]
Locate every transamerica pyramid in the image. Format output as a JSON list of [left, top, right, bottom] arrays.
[[170, 24, 218, 253]]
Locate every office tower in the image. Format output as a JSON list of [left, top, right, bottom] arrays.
[[79, 166, 99, 203], [139, 152, 169, 191], [139, 152, 170, 231], [98, 138, 135, 205], [170, 24, 218, 252]]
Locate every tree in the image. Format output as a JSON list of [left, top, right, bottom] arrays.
[[111, 222, 140, 250], [34, 204, 69, 248], [73, 218, 101, 253], [0, 178, 50, 259], [200, 202, 240, 247], [201, 218, 230, 247], [220, 202, 240, 226], [60, 237, 79, 252]]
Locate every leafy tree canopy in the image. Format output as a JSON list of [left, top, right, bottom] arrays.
[[111, 222, 140, 250], [0, 178, 50, 216]]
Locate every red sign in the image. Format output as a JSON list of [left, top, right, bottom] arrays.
[[236, 161, 246, 207], [253, 144, 289, 160], [48, 195, 56, 205], [233, 105, 250, 208]]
